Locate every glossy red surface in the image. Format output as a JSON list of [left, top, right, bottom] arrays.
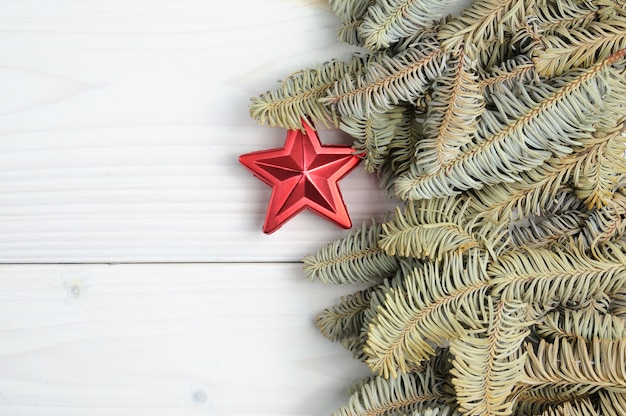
[[239, 120, 361, 234]]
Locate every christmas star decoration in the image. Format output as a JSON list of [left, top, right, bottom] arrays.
[[240, 119, 361, 234]]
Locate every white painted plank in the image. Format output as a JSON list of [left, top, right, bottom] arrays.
[[0, 263, 371, 415], [0, 0, 398, 263]]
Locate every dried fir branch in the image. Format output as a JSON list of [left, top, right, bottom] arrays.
[[251, 0, 626, 414], [416, 47, 484, 176], [323, 33, 445, 119], [522, 337, 626, 393], [586, 291, 613, 314], [316, 285, 377, 342], [598, 389, 626, 415], [389, 19, 444, 54], [490, 241, 626, 308], [610, 288, 626, 324], [378, 197, 481, 261], [395, 54, 626, 200], [358, 0, 458, 50], [338, 20, 368, 47], [555, 291, 613, 315], [438, 0, 529, 53], [572, 128, 626, 209], [249, 54, 371, 130], [340, 336, 370, 364], [576, 191, 626, 250], [449, 298, 531, 416], [512, 385, 594, 416], [418, 406, 463, 416], [378, 108, 424, 191], [331, 370, 449, 416], [466, 127, 623, 234], [534, 14, 626, 76], [364, 251, 492, 377], [303, 221, 400, 285], [508, 191, 588, 249], [510, 17, 544, 59], [535, 308, 626, 341], [536, 399, 600, 416], [597, 0, 626, 21], [329, 0, 375, 23], [535, 0, 599, 36], [333, 0, 377, 46], [341, 105, 410, 173], [479, 55, 538, 104], [510, 209, 588, 249], [332, 278, 410, 364]]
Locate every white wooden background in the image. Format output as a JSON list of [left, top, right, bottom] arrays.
[[0, 1, 405, 415]]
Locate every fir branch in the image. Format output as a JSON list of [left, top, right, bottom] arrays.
[[449, 298, 531, 416], [323, 34, 445, 119], [249, 54, 370, 130], [340, 336, 370, 364], [394, 52, 626, 200], [333, 0, 377, 47], [509, 191, 588, 249], [535, 308, 626, 342], [479, 55, 538, 104], [416, 48, 484, 176], [512, 385, 593, 416], [378, 198, 481, 261], [609, 285, 626, 319], [329, 0, 375, 23], [587, 291, 613, 315], [576, 192, 626, 251], [316, 286, 376, 342], [419, 406, 463, 416], [471, 34, 520, 74], [522, 337, 626, 393], [346, 375, 377, 396], [543, 291, 613, 314], [573, 129, 626, 209], [535, 16, 626, 76], [490, 241, 626, 309], [511, 18, 544, 58], [364, 251, 491, 377], [378, 108, 423, 192], [389, 20, 443, 54], [467, 127, 623, 233], [303, 221, 400, 285], [536, 0, 599, 36], [510, 210, 587, 249], [598, 0, 626, 21], [331, 278, 408, 364], [598, 389, 626, 415], [537, 399, 600, 416], [427, 347, 454, 379], [438, 0, 527, 53], [338, 20, 367, 47], [341, 105, 409, 173], [331, 371, 448, 416], [358, 0, 458, 50]]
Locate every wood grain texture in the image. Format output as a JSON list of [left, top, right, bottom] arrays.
[[0, 0, 398, 263], [0, 263, 371, 416]]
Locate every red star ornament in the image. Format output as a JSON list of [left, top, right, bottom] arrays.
[[240, 120, 361, 234]]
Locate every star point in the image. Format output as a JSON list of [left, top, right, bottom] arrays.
[[240, 120, 361, 234]]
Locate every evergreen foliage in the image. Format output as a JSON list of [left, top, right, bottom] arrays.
[[249, 0, 626, 414]]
